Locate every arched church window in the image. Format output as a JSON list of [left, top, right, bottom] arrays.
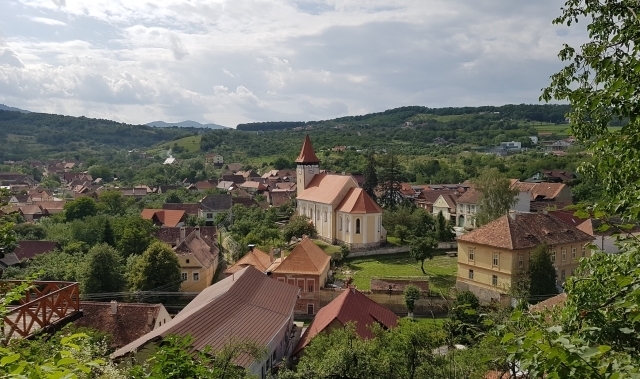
[[317, 210, 320, 221], [356, 218, 361, 234], [324, 211, 327, 222], [339, 216, 342, 231], [346, 217, 350, 233]]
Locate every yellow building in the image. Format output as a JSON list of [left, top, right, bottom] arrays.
[[173, 228, 219, 292], [295, 135, 386, 249], [456, 212, 593, 303]]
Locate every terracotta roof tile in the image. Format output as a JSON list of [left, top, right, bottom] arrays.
[[75, 302, 166, 349], [457, 213, 593, 250], [457, 187, 480, 204], [140, 209, 185, 227], [295, 135, 320, 164], [297, 173, 356, 205], [335, 188, 382, 214], [224, 248, 272, 275], [13, 240, 58, 261], [155, 227, 217, 245], [162, 203, 200, 216], [293, 288, 398, 354], [272, 238, 330, 275], [529, 293, 567, 312], [112, 266, 299, 368], [174, 231, 218, 268], [512, 181, 567, 200]]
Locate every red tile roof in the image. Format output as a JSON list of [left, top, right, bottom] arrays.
[[512, 181, 567, 200], [112, 266, 299, 368], [224, 248, 272, 275], [272, 238, 331, 275], [155, 226, 217, 246], [75, 302, 167, 349], [13, 240, 58, 261], [293, 288, 398, 355], [297, 173, 356, 205], [174, 231, 218, 269], [295, 135, 320, 164], [457, 187, 480, 204], [335, 188, 382, 214], [457, 213, 594, 250], [162, 203, 200, 216], [529, 293, 567, 312], [140, 209, 186, 227]]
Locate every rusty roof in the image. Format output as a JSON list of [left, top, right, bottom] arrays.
[[295, 135, 320, 164], [112, 266, 299, 368], [13, 240, 58, 261], [512, 181, 567, 200], [155, 226, 217, 245], [174, 231, 218, 268], [75, 302, 167, 349], [140, 209, 185, 227], [297, 173, 356, 205], [457, 187, 480, 205], [272, 238, 331, 275], [224, 248, 272, 275], [293, 288, 398, 355], [335, 188, 382, 214], [162, 203, 200, 216], [529, 293, 567, 312], [457, 213, 594, 250]]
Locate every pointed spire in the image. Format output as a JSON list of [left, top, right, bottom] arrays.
[[295, 134, 320, 164]]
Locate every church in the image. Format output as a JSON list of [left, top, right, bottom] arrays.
[[295, 135, 386, 249]]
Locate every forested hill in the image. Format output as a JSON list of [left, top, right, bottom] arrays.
[[236, 104, 571, 131], [0, 110, 195, 160]]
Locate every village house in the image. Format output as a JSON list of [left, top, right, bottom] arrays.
[[456, 212, 594, 303], [140, 209, 186, 228], [0, 241, 58, 268], [173, 227, 219, 292], [511, 180, 573, 212], [155, 226, 217, 247], [238, 181, 268, 195], [223, 246, 272, 276], [112, 266, 300, 378], [198, 194, 233, 224], [527, 169, 577, 183], [161, 203, 200, 217], [205, 153, 224, 165], [292, 288, 398, 357], [456, 188, 480, 228], [74, 301, 172, 349], [295, 136, 386, 249]]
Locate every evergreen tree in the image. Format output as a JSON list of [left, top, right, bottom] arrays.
[[527, 243, 558, 298], [362, 150, 378, 201], [378, 151, 402, 208], [435, 211, 455, 242], [102, 219, 115, 247], [79, 244, 125, 294], [129, 241, 182, 293]]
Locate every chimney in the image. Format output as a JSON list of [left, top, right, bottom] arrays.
[[195, 226, 201, 238], [180, 227, 186, 242], [110, 300, 117, 315], [279, 248, 284, 262], [270, 248, 275, 263], [248, 244, 255, 252], [509, 211, 517, 221]]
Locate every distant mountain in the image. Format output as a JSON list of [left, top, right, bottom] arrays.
[[147, 120, 228, 129], [0, 104, 29, 113]]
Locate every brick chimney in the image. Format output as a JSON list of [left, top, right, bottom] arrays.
[[195, 226, 201, 238], [269, 248, 275, 263], [180, 227, 186, 242], [110, 300, 117, 315]]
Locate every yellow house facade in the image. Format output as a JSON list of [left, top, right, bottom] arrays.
[[173, 228, 219, 292], [455, 212, 593, 303]]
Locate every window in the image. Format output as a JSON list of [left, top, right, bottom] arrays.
[[572, 247, 576, 259], [561, 269, 566, 281], [316, 211, 320, 220], [181, 272, 187, 281], [307, 304, 314, 315], [518, 255, 524, 269], [324, 211, 327, 222], [297, 279, 305, 292], [355, 218, 361, 234], [193, 272, 200, 281], [492, 253, 499, 267], [581, 245, 586, 257], [492, 275, 498, 286], [468, 269, 474, 280], [186, 259, 189, 264], [308, 284, 314, 292], [308, 166, 314, 173], [468, 248, 474, 261], [207, 213, 213, 218], [551, 250, 556, 262], [339, 216, 342, 231], [346, 217, 350, 233], [561, 248, 566, 261], [308, 279, 314, 293]]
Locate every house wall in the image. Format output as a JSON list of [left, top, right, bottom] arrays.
[[334, 212, 383, 249], [177, 253, 217, 292], [456, 202, 477, 229], [457, 240, 592, 303], [511, 191, 530, 212], [433, 196, 453, 221], [272, 263, 330, 316], [154, 305, 172, 329], [248, 314, 295, 378]]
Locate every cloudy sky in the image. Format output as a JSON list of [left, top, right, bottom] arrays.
[[0, 0, 586, 127]]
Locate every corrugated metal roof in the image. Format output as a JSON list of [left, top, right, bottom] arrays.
[[112, 266, 299, 367]]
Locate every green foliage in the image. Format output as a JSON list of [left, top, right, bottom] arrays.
[[129, 241, 182, 292], [98, 190, 132, 216], [527, 243, 558, 298], [64, 197, 98, 222], [2, 250, 84, 281], [227, 205, 282, 248], [116, 216, 155, 258], [283, 215, 315, 243], [12, 223, 47, 240], [403, 285, 421, 314], [362, 150, 378, 201], [435, 211, 455, 242], [78, 244, 125, 294], [0, 222, 17, 255], [446, 291, 483, 345], [472, 167, 518, 226], [378, 151, 402, 208], [383, 205, 435, 241], [409, 235, 438, 275]]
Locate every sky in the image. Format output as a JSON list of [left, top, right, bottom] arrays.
[[0, 0, 587, 127]]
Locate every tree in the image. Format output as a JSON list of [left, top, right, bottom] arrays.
[[273, 156, 292, 170], [403, 285, 420, 318], [78, 243, 125, 294], [0, 222, 17, 256], [102, 218, 116, 247], [98, 190, 130, 216], [362, 150, 378, 201], [527, 243, 558, 298], [129, 241, 182, 293], [446, 291, 483, 345], [434, 211, 455, 242], [395, 224, 410, 243], [409, 235, 437, 275], [88, 164, 113, 182], [12, 223, 46, 240], [63, 197, 98, 222], [283, 215, 315, 242], [378, 151, 402, 208], [472, 168, 517, 226], [117, 216, 154, 258]]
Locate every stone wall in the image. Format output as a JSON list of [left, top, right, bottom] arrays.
[[318, 288, 450, 316], [370, 278, 429, 294]]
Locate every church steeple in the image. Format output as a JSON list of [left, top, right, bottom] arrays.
[[296, 135, 320, 196]]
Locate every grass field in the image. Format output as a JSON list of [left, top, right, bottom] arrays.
[[335, 252, 457, 294], [313, 240, 341, 255], [149, 135, 202, 155]]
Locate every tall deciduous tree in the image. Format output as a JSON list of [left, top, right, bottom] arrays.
[[63, 197, 98, 222], [378, 151, 402, 208], [409, 235, 438, 275], [117, 217, 154, 258], [0, 222, 17, 256], [283, 215, 315, 243], [79, 243, 125, 294], [98, 190, 130, 216], [527, 243, 558, 298], [129, 241, 182, 293], [472, 168, 517, 226], [362, 150, 378, 201]]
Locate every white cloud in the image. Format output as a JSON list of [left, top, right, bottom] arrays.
[[0, 0, 588, 127]]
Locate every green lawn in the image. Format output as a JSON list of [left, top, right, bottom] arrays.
[[313, 240, 341, 255], [335, 253, 457, 295], [149, 135, 202, 155]]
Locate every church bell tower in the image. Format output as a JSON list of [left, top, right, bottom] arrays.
[[296, 135, 320, 197]]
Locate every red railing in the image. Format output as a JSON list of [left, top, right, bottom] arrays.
[[2, 281, 80, 340]]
